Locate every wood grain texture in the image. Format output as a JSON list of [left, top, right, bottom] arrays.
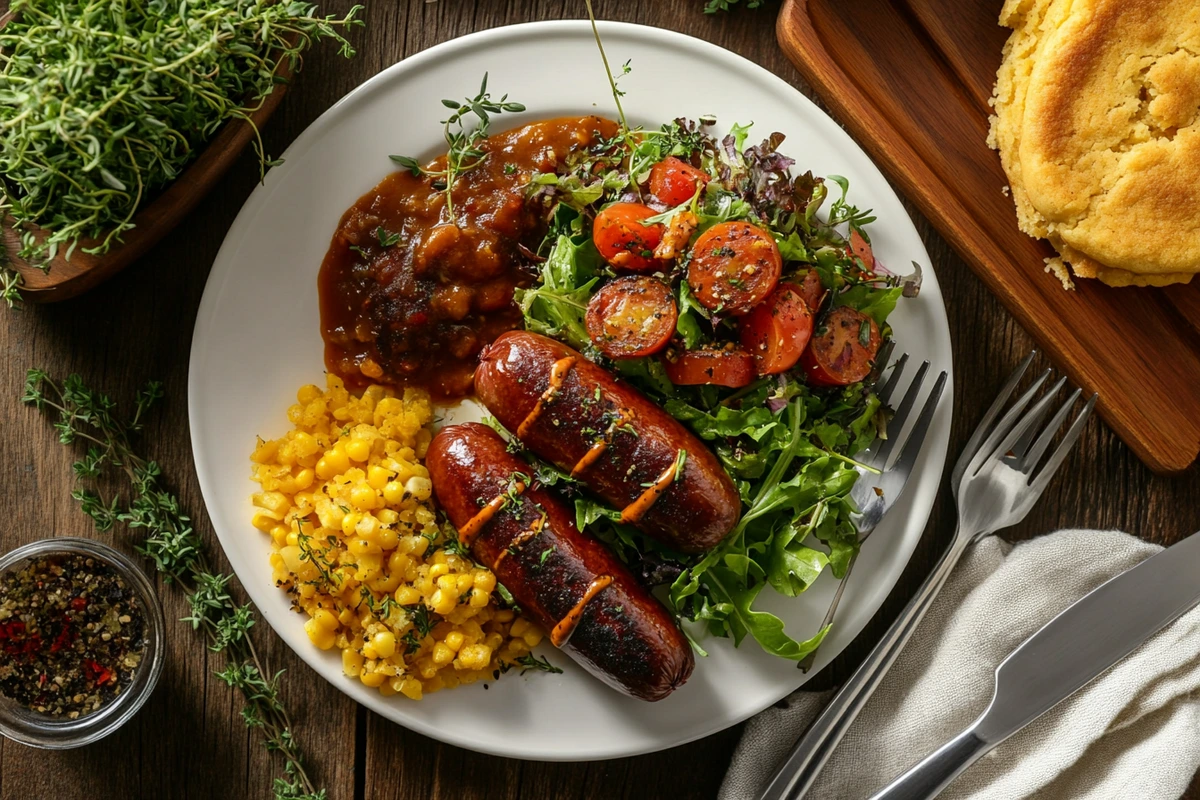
[[0, 1, 1196, 798], [778, 0, 1200, 475]]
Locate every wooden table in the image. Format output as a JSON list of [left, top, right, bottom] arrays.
[[1, 1, 1197, 797]]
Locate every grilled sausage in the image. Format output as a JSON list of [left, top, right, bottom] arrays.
[[474, 330, 740, 553], [426, 422, 694, 701]]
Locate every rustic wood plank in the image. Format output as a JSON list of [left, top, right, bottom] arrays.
[[0, 1, 1197, 798]]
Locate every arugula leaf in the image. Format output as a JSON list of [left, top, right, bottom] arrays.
[[702, 566, 830, 660], [836, 284, 903, 326], [514, 233, 600, 349]]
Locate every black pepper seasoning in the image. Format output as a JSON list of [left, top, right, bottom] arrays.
[[0, 553, 146, 719]]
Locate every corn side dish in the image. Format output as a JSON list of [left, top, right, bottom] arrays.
[[249, 376, 544, 700]]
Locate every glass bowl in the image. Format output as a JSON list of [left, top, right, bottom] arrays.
[[0, 537, 166, 749]]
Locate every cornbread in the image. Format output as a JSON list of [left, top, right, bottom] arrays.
[[990, 0, 1200, 287], [249, 376, 545, 700]]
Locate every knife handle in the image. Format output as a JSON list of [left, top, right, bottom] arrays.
[[866, 728, 992, 800]]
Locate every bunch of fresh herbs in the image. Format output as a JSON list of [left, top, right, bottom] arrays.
[[0, 0, 364, 304], [390, 73, 525, 219], [22, 371, 325, 800]]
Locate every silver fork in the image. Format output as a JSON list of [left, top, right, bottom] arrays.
[[798, 347, 949, 673], [758, 354, 1097, 800]]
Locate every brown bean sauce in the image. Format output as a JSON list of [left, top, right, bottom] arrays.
[[318, 116, 618, 398]]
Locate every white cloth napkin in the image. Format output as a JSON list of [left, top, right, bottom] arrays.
[[720, 529, 1200, 800]]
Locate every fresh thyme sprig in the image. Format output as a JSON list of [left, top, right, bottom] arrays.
[[389, 74, 525, 220], [22, 371, 325, 800], [0, 0, 364, 279]]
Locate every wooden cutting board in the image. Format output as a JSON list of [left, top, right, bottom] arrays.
[[777, 0, 1200, 475]]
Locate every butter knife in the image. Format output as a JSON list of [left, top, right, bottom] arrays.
[[868, 530, 1200, 800]]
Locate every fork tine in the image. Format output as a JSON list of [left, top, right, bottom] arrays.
[[1010, 376, 1067, 459], [889, 370, 948, 478], [875, 351, 909, 406], [983, 377, 1066, 472], [874, 361, 930, 467], [961, 367, 1051, 485], [1022, 387, 1081, 472], [1029, 394, 1097, 494], [952, 352, 1036, 492]]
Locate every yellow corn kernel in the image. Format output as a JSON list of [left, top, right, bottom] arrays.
[[456, 644, 492, 671], [405, 476, 432, 502], [377, 508, 399, 525], [378, 528, 399, 551], [522, 628, 544, 648], [432, 642, 455, 665], [304, 619, 336, 650], [348, 537, 381, 557], [342, 648, 364, 677], [455, 573, 474, 594], [443, 631, 465, 652], [484, 631, 504, 651], [367, 465, 391, 490], [468, 588, 490, 608], [355, 514, 381, 539], [341, 512, 361, 537], [394, 585, 421, 606], [350, 483, 378, 511], [510, 617, 531, 638], [437, 574, 458, 593], [270, 525, 290, 548], [345, 438, 371, 463], [251, 510, 279, 532], [428, 563, 449, 580], [297, 384, 322, 404], [493, 609, 515, 623], [382, 481, 404, 505], [313, 608, 339, 631], [359, 670, 386, 688], [473, 570, 497, 593], [399, 678, 423, 700], [417, 658, 439, 680], [429, 590, 457, 616], [377, 678, 399, 697], [369, 631, 396, 659]]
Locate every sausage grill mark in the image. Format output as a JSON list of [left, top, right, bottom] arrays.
[[550, 575, 614, 647], [490, 513, 546, 572], [516, 356, 577, 438], [570, 407, 636, 478], [459, 481, 526, 548], [620, 454, 683, 525]]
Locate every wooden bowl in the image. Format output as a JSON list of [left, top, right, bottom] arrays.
[[1, 12, 292, 303]]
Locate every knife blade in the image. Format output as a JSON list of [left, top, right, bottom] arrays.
[[867, 530, 1200, 800]]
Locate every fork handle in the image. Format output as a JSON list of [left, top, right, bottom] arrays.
[[757, 530, 975, 800]]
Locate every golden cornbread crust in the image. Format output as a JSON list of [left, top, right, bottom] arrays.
[[990, 0, 1200, 287]]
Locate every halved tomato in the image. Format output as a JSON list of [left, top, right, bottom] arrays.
[[585, 276, 678, 359], [663, 348, 756, 388], [794, 269, 827, 314], [800, 305, 882, 387], [738, 283, 814, 375], [686, 221, 782, 315], [848, 229, 875, 272], [592, 203, 664, 273], [649, 157, 710, 206]]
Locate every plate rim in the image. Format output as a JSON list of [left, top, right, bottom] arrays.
[[189, 18, 954, 761]]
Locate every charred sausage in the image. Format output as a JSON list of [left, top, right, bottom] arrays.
[[474, 330, 740, 553], [426, 422, 694, 702]]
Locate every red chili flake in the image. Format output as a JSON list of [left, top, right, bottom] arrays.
[[83, 660, 113, 686], [70, 596, 88, 611], [49, 617, 75, 653]]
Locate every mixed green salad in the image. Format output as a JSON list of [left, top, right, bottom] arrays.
[[499, 115, 915, 662]]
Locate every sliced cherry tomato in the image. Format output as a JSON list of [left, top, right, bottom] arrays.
[[848, 229, 875, 272], [592, 203, 664, 273], [663, 348, 756, 388], [687, 221, 782, 315], [585, 276, 678, 359], [738, 283, 814, 375], [800, 305, 882, 387], [795, 269, 827, 313], [649, 157, 710, 206]]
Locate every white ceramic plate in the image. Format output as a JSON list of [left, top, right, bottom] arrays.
[[189, 21, 953, 761]]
